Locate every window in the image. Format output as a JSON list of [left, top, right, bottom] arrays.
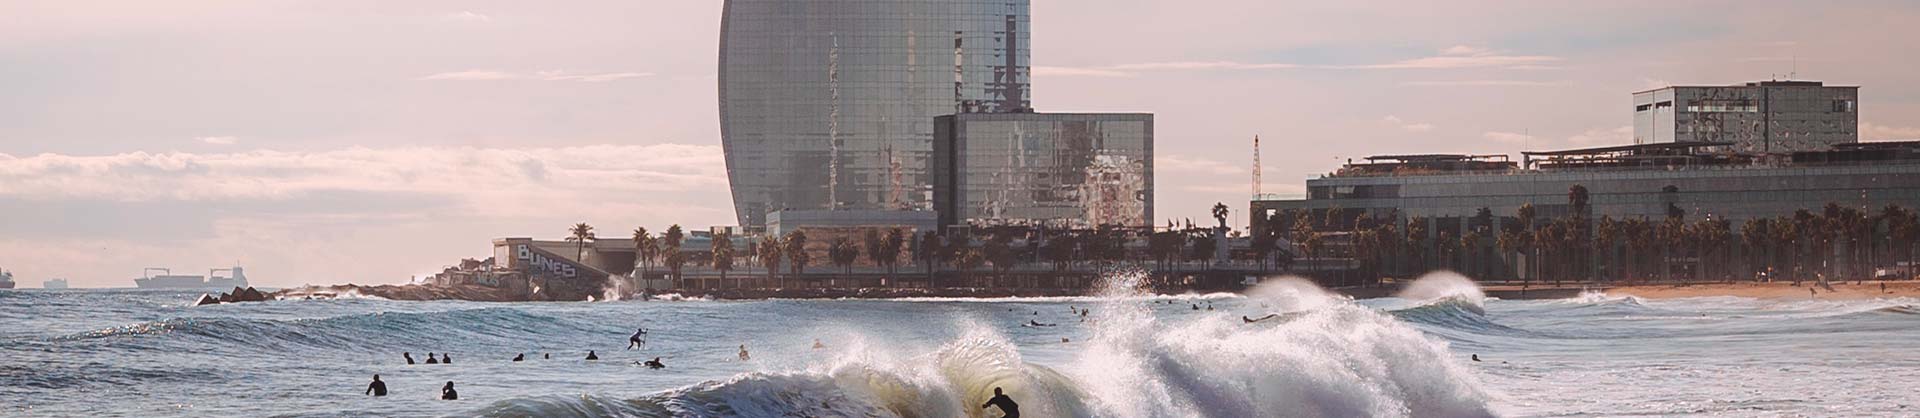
[[1636, 104, 1652, 112], [1833, 99, 1855, 113]]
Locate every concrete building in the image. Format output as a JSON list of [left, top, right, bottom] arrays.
[[718, 0, 1032, 229], [1634, 80, 1858, 153], [934, 113, 1154, 228]]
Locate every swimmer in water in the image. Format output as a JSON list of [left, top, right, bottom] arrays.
[[586, 350, 599, 360], [642, 357, 665, 369], [365, 374, 386, 397], [404, 352, 415, 365], [512, 353, 524, 362], [1472, 354, 1482, 362], [1027, 319, 1056, 327], [440, 381, 458, 400], [813, 339, 825, 350], [426, 352, 439, 364], [738, 345, 751, 361]]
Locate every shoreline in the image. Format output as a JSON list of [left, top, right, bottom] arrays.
[[271, 280, 1920, 303]]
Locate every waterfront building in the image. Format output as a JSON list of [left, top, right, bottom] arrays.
[[1634, 80, 1857, 153], [719, 0, 1032, 229], [933, 113, 1154, 228]]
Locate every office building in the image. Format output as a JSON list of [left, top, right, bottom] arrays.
[[718, 0, 1032, 228], [1634, 80, 1858, 153], [934, 113, 1154, 228]]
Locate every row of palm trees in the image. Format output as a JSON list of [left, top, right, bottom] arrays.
[[1259, 185, 1920, 284]]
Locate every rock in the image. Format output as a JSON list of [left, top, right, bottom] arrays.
[[195, 294, 221, 306]]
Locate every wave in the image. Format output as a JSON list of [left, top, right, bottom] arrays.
[[881, 292, 1243, 304], [474, 274, 1497, 418], [53, 307, 593, 353]]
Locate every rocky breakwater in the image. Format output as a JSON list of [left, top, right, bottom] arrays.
[[272, 283, 533, 302], [194, 286, 270, 306]]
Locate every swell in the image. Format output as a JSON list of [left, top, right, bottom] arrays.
[[50, 307, 593, 353]]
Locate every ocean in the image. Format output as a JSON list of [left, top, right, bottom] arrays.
[[3, 272, 1917, 417]]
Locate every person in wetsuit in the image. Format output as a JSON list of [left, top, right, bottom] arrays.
[[628, 328, 647, 350], [982, 387, 1020, 418], [642, 357, 666, 369], [586, 350, 599, 360], [426, 352, 439, 364], [404, 352, 415, 365], [365, 374, 387, 397], [1472, 354, 1482, 362], [440, 381, 458, 400], [512, 353, 524, 362], [738, 345, 750, 361], [442, 354, 452, 364]]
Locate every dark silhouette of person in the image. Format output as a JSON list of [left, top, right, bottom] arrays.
[[643, 357, 665, 369], [442, 354, 452, 364], [1472, 354, 1482, 362], [440, 381, 458, 400], [365, 374, 387, 397], [1027, 320, 1055, 327], [426, 352, 439, 364], [404, 352, 415, 365], [738, 345, 750, 361], [586, 350, 599, 360], [629, 328, 648, 350], [544, 353, 551, 359], [1191, 304, 1200, 311], [982, 387, 1020, 418], [512, 353, 524, 362]]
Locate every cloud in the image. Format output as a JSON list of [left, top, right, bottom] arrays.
[[419, 70, 517, 81], [1863, 121, 1920, 141], [1381, 115, 1435, 132], [198, 136, 238, 145], [417, 70, 654, 82], [1483, 131, 1535, 144], [444, 11, 492, 23], [1157, 154, 1244, 176], [1340, 45, 1561, 70], [1567, 126, 1634, 145], [1402, 80, 1561, 87], [0, 144, 727, 215]]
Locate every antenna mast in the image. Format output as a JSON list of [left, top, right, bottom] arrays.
[[1251, 135, 1262, 198]]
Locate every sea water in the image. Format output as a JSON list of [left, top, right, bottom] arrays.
[[3, 273, 1917, 417]]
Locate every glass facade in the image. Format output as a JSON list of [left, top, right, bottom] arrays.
[[935, 113, 1154, 228], [1633, 82, 1859, 153], [719, 0, 1032, 228]]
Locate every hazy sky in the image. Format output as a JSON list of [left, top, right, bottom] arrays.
[[5, 1, 1920, 288]]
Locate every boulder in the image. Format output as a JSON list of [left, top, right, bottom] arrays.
[[194, 294, 221, 306]]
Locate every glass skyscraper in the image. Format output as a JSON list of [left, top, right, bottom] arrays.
[[719, 0, 1032, 228]]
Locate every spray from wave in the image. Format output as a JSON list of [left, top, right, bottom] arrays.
[[474, 269, 1497, 418]]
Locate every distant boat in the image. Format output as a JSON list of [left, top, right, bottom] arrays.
[[0, 269, 14, 289], [134, 267, 250, 289], [44, 278, 69, 289]]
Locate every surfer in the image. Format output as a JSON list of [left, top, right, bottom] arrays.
[[642, 357, 666, 369], [1191, 303, 1200, 311], [1207, 303, 1214, 311], [426, 352, 439, 364], [440, 381, 458, 400], [628, 328, 648, 350], [403, 352, 415, 365], [738, 345, 751, 361], [512, 353, 524, 362], [442, 354, 451, 364], [982, 387, 1020, 418], [586, 350, 599, 360], [1472, 354, 1482, 362], [813, 339, 825, 350], [544, 353, 550, 360], [364, 374, 387, 397], [1243, 314, 1280, 323], [1027, 320, 1056, 327]]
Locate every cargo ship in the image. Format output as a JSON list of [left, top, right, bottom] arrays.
[[0, 268, 14, 289], [134, 267, 249, 289]]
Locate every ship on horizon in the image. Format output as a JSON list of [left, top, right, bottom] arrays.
[[44, 278, 69, 289], [135, 267, 249, 289], [0, 268, 14, 289]]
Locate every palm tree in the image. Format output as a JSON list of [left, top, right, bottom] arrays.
[[983, 236, 1017, 287], [759, 234, 782, 289], [1657, 217, 1688, 282], [955, 247, 986, 285], [881, 228, 905, 281], [1624, 217, 1654, 283], [1594, 216, 1619, 282], [710, 230, 734, 287], [829, 236, 859, 277], [1043, 232, 1077, 272], [917, 232, 942, 286], [663, 225, 685, 288], [784, 230, 809, 286], [567, 223, 597, 262], [1517, 203, 1537, 280], [1211, 202, 1231, 230], [632, 227, 654, 282], [1741, 218, 1771, 280], [1693, 218, 1732, 282]]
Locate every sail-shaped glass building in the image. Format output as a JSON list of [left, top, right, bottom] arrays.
[[719, 0, 1032, 229]]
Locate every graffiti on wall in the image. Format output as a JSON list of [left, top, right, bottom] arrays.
[[516, 245, 578, 278]]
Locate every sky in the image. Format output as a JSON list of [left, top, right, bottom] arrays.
[[5, 0, 1920, 288]]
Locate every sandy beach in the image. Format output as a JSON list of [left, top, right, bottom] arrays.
[[1603, 281, 1920, 300]]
